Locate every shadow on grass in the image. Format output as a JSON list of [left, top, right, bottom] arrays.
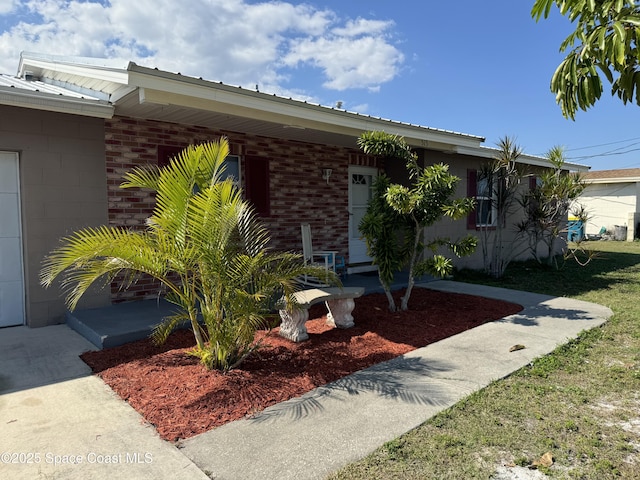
[[455, 247, 640, 298]]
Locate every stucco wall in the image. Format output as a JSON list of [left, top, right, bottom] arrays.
[[422, 151, 553, 271], [580, 182, 640, 236], [0, 105, 110, 327]]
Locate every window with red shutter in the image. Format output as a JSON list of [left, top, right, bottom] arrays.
[[243, 156, 270, 216], [157, 145, 183, 168]]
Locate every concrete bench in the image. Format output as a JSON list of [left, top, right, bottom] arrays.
[[278, 287, 365, 342]]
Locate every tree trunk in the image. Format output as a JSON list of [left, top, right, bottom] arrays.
[[400, 224, 421, 311], [378, 271, 397, 312], [384, 288, 397, 312], [189, 308, 206, 350]]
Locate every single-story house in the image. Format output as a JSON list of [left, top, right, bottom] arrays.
[[580, 168, 640, 240], [0, 52, 589, 329]]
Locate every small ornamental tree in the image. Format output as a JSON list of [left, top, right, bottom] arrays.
[[358, 173, 410, 311], [358, 131, 477, 311]]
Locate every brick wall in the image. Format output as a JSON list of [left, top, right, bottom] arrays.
[[105, 116, 379, 301]]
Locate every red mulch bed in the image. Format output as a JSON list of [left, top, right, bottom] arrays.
[[80, 288, 522, 442]]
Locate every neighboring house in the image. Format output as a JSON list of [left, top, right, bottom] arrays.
[[0, 52, 589, 329], [580, 168, 640, 240]]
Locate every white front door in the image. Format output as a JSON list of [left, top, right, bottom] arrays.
[[348, 166, 377, 265], [0, 152, 25, 327]]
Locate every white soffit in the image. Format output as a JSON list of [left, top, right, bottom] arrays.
[[127, 64, 485, 150]]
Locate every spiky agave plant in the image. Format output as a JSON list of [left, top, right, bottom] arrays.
[[41, 138, 336, 370]]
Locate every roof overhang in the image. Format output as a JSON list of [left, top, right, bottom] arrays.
[[116, 63, 486, 151], [17, 52, 591, 165], [0, 86, 114, 118], [455, 145, 590, 172], [16, 53, 487, 152]]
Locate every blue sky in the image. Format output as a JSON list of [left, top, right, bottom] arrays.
[[0, 0, 638, 170]]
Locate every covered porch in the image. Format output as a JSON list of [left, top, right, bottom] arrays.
[[66, 271, 429, 350]]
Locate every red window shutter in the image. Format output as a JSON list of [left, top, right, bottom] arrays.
[[529, 175, 537, 190], [158, 145, 183, 168], [244, 156, 270, 216], [467, 169, 477, 230]]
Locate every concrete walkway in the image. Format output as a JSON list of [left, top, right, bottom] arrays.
[[0, 281, 613, 480]]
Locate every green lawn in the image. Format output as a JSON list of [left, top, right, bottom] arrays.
[[329, 241, 640, 479]]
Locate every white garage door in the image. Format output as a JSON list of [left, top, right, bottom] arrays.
[[0, 151, 25, 327]]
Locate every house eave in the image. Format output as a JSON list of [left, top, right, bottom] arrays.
[[0, 87, 114, 118], [455, 145, 590, 172], [18, 52, 132, 101], [14, 53, 489, 152], [125, 63, 486, 151]]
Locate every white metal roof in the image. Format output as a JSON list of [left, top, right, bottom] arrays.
[[0, 71, 114, 118], [0, 73, 101, 99]]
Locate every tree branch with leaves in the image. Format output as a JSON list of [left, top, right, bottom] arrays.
[[532, 0, 640, 119]]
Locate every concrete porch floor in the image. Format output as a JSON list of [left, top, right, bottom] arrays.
[[66, 271, 429, 350]]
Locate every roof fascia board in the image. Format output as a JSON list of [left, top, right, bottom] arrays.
[[456, 145, 590, 172], [0, 87, 114, 118], [129, 66, 484, 149]]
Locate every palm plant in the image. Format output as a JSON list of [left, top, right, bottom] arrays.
[[41, 138, 336, 371], [476, 137, 530, 278], [518, 145, 586, 268]]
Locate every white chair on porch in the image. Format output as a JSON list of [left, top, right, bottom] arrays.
[[300, 223, 337, 286]]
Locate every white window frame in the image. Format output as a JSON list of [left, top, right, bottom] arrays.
[[476, 173, 497, 227]]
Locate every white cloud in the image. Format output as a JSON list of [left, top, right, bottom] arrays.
[[349, 103, 369, 114], [0, 0, 404, 98], [331, 18, 392, 37], [283, 34, 404, 91], [0, 0, 16, 14]]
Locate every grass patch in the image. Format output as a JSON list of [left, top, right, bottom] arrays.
[[329, 241, 640, 479]]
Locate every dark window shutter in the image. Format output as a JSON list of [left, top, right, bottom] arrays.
[[529, 175, 537, 190], [467, 169, 477, 230], [158, 145, 183, 168], [244, 156, 270, 216]]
